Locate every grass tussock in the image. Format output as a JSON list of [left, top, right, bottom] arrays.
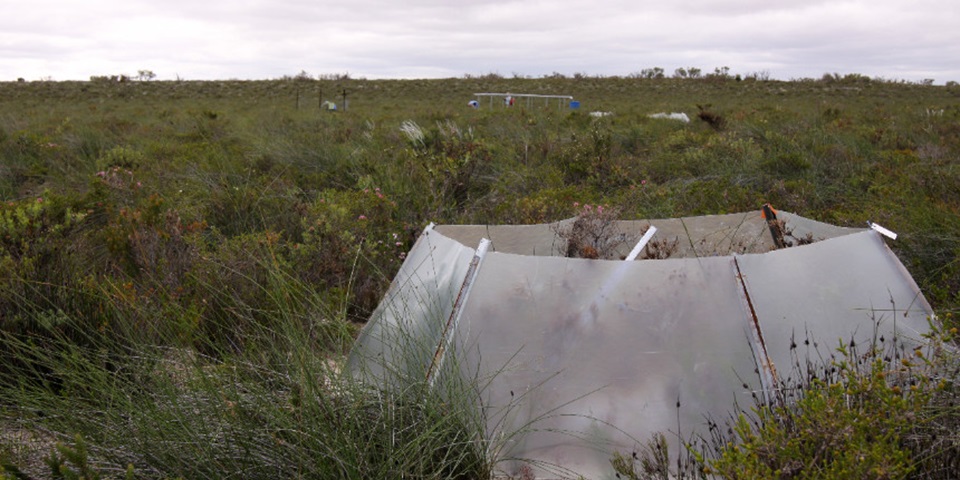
[[1, 262, 491, 479]]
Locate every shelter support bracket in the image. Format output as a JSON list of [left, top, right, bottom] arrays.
[[625, 225, 658, 261], [426, 238, 491, 385], [868, 222, 898, 240], [733, 256, 779, 396]]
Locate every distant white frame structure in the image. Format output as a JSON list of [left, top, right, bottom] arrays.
[[473, 92, 575, 110]]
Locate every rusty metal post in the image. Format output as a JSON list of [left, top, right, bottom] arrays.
[[426, 238, 491, 386], [762, 203, 786, 249]]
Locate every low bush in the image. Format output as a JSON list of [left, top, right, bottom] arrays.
[[610, 323, 959, 479]]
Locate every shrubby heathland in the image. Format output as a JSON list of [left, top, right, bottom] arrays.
[[1, 74, 958, 478]]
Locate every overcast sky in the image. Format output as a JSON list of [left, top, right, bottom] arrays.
[[3, 0, 958, 83]]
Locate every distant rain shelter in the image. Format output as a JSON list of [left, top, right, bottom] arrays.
[[474, 92, 575, 110]]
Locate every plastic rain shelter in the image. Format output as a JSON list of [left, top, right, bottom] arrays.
[[347, 209, 934, 480]]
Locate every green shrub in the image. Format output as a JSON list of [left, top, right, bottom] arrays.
[[707, 325, 959, 479], [397, 119, 497, 219], [291, 187, 406, 319]]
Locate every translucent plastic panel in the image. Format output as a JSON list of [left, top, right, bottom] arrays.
[[735, 231, 933, 384], [347, 228, 478, 382], [349, 218, 925, 480], [455, 253, 761, 479], [617, 212, 773, 258], [435, 223, 570, 256], [777, 211, 864, 244], [435, 211, 865, 260]]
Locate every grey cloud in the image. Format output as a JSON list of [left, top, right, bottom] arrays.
[[2, 0, 958, 82]]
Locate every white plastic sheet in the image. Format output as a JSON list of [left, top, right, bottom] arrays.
[[349, 211, 934, 479], [347, 227, 476, 382]]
